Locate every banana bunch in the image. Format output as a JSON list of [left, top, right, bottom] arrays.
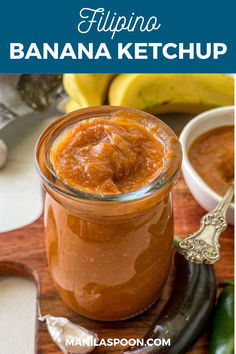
[[63, 74, 115, 112], [63, 74, 234, 115]]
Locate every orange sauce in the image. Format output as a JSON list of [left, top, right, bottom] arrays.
[[189, 125, 234, 196], [51, 117, 166, 194]]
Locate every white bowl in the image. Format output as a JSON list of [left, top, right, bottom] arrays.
[[179, 106, 234, 225]]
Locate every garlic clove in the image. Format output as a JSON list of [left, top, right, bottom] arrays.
[[45, 315, 99, 354]]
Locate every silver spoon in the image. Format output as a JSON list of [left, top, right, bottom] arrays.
[[38, 302, 99, 353], [0, 74, 66, 130], [177, 184, 234, 264]]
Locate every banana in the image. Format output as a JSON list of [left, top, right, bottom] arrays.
[[65, 99, 82, 113], [108, 74, 234, 114], [63, 74, 115, 108]]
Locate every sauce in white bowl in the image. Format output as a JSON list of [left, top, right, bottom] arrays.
[[180, 106, 234, 225]]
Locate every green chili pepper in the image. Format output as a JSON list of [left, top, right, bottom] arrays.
[[209, 284, 234, 354], [174, 236, 182, 243]]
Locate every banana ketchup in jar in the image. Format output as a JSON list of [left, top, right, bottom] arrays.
[[35, 106, 182, 321]]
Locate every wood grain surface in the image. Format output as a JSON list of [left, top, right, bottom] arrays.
[[0, 174, 234, 354]]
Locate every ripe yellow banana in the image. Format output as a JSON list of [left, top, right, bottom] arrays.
[[65, 98, 82, 113], [63, 74, 115, 108], [108, 74, 234, 114]]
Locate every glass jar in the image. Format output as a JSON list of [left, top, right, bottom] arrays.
[[35, 106, 182, 321]]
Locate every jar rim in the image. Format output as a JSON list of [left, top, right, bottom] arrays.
[[34, 106, 182, 203]]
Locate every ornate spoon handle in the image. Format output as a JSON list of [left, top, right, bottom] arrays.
[[177, 184, 234, 264]]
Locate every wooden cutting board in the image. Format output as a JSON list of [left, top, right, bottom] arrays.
[[0, 174, 234, 353]]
